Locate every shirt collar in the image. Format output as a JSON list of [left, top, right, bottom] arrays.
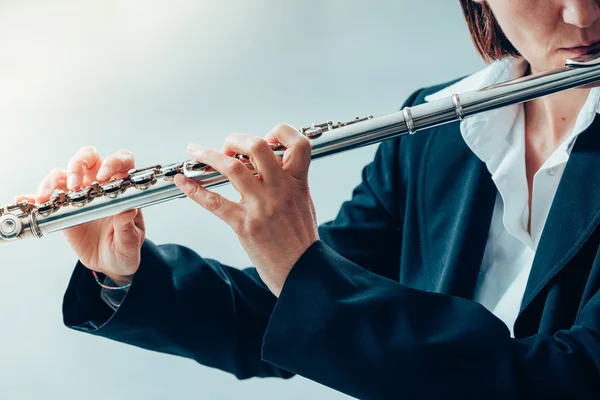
[[424, 57, 600, 165], [424, 57, 528, 164], [423, 58, 600, 250]]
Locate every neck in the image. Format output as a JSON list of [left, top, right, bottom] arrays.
[[525, 64, 591, 142], [522, 64, 592, 238]]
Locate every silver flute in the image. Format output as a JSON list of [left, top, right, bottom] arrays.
[[2, 51, 600, 246]]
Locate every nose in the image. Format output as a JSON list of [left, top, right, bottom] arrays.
[[562, 0, 600, 28]]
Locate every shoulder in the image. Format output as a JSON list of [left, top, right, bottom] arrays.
[[377, 60, 501, 159], [389, 74, 471, 148], [403, 77, 466, 108], [403, 60, 498, 108], [376, 71, 488, 173]]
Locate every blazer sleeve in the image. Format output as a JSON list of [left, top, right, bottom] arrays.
[[61, 89, 425, 380], [261, 240, 600, 399]]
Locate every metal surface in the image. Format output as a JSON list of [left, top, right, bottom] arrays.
[[2, 51, 600, 245]]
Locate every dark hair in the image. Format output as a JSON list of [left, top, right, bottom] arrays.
[[459, 0, 520, 62]]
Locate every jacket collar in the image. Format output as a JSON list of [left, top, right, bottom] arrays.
[[425, 58, 600, 162], [423, 57, 600, 330], [517, 115, 600, 321]]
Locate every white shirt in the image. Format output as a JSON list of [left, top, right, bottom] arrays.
[[425, 58, 600, 337]]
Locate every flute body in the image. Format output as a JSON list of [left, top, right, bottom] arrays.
[[2, 51, 600, 246]]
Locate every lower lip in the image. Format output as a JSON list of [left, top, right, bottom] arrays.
[[562, 42, 600, 57]]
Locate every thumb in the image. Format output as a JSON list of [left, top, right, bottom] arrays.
[[133, 208, 146, 232], [112, 209, 142, 248]]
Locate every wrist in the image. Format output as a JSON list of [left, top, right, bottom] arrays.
[[102, 272, 135, 287], [267, 238, 318, 298]]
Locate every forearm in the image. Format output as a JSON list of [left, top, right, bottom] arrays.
[[63, 238, 293, 380], [262, 240, 600, 400]]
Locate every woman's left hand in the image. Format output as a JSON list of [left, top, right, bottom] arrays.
[[174, 123, 319, 297]]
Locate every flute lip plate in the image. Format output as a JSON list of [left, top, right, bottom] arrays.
[[565, 49, 600, 68]]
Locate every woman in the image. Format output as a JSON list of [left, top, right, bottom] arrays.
[[18, 1, 600, 398]]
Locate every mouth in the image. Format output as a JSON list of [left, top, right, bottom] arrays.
[[561, 40, 600, 57]]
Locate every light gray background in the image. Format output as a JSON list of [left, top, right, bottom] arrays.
[[0, 1, 484, 399]]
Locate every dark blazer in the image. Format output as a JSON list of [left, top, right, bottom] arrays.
[[63, 81, 600, 400]]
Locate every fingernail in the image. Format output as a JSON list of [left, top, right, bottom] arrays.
[[175, 174, 191, 188], [41, 181, 52, 194], [97, 166, 110, 179], [187, 143, 202, 153], [67, 173, 80, 189], [36, 184, 50, 201]]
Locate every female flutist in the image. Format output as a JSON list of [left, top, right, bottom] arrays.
[[17, 1, 600, 398]]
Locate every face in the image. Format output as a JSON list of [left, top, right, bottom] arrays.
[[473, 0, 600, 73]]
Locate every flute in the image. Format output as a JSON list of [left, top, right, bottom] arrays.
[[2, 51, 600, 246]]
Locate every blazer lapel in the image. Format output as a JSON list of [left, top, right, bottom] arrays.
[[421, 122, 497, 299], [519, 115, 600, 316]]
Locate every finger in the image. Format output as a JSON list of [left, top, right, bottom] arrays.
[[113, 209, 138, 237], [96, 150, 135, 182], [264, 123, 312, 180], [220, 143, 261, 170], [112, 209, 145, 257], [66, 146, 103, 191], [133, 208, 145, 233], [35, 168, 68, 203], [13, 194, 36, 204], [112, 208, 146, 237], [174, 174, 242, 226], [186, 144, 258, 194], [222, 133, 282, 181]]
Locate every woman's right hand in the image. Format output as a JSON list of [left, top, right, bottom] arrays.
[[14, 146, 146, 285]]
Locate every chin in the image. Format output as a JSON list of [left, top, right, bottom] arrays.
[[540, 50, 598, 72], [558, 47, 600, 63]]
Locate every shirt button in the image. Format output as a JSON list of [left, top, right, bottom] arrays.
[[546, 166, 558, 176]]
